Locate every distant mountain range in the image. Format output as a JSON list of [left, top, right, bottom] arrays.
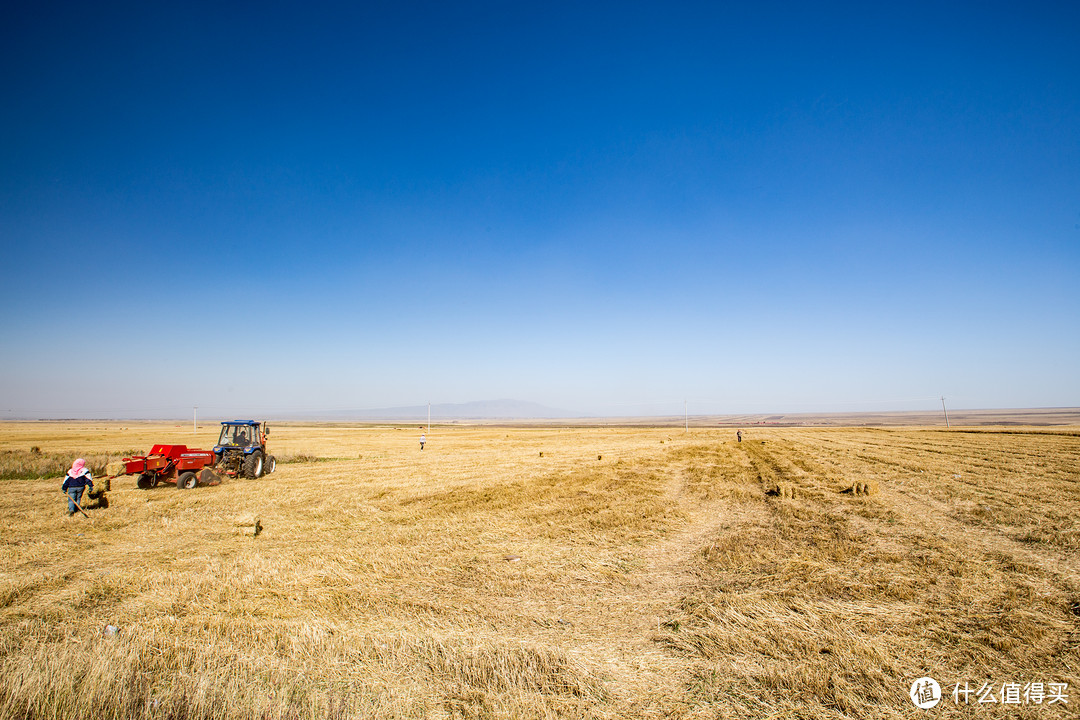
[[324, 399, 585, 421]]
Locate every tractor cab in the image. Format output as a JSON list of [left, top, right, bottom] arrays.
[[213, 420, 275, 478], [217, 421, 262, 449]]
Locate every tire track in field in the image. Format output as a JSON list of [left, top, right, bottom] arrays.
[[564, 440, 766, 715]]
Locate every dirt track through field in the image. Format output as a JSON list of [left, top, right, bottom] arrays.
[[572, 457, 752, 709], [558, 438, 776, 712]]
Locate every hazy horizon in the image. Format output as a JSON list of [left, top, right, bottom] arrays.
[[3, 399, 1078, 423]]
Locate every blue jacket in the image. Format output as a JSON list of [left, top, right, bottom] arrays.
[[62, 471, 93, 493]]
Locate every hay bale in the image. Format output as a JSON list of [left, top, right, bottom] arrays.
[[765, 482, 797, 499], [233, 515, 262, 537], [845, 480, 879, 496]]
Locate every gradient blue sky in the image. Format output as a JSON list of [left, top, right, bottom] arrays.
[[2, 1, 1078, 418]]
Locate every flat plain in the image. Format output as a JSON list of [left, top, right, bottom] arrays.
[[0, 421, 1077, 719]]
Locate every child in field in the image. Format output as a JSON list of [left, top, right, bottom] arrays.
[[61, 458, 93, 516]]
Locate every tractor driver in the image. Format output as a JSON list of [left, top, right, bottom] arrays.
[[235, 430, 248, 446]]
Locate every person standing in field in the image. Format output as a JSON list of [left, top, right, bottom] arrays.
[[420, 432, 426, 451], [737, 430, 743, 442], [61, 458, 93, 516]]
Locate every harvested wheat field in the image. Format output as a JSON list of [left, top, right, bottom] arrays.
[[0, 421, 1077, 719]]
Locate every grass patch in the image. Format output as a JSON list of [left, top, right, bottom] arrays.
[[0, 449, 142, 481]]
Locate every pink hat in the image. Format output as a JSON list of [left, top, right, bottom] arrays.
[[70, 458, 86, 474]]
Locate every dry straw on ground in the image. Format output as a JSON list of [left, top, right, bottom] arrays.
[[0, 421, 1077, 719]]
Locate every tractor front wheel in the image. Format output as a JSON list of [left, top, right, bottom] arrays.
[[177, 471, 198, 490], [244, 452, 264, 479]]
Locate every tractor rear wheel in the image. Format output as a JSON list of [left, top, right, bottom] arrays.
[[244, 452, 264, 479], [177, 471, 198, 490], [265, 455, 276, 474]]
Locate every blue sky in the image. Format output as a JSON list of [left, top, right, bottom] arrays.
[[1, 1, 1078, 418]]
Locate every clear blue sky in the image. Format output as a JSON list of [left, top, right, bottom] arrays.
[[2, 1, 1078, 418]]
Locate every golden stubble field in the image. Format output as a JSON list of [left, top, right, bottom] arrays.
[[0, 421, 1077, 719]]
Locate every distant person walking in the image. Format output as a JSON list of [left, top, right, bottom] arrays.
[[61, 458, 93, 516], [737, 430, 743, 443], [420, 432, 426, 451]]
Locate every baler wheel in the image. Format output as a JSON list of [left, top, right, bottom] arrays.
[[137, 473, 154, 490], [177, 471, 198, 490]]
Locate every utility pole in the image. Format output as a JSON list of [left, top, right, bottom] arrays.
[[941, 396, 950, 428], [193, 406, 198, 435], [684, 399, 688, 433], [427, 402, 431, 435]]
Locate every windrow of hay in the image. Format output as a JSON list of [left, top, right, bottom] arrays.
[[794, 427, 1080, 549]]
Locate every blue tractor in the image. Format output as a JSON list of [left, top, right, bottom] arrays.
[[213, 420, 276, 479]]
